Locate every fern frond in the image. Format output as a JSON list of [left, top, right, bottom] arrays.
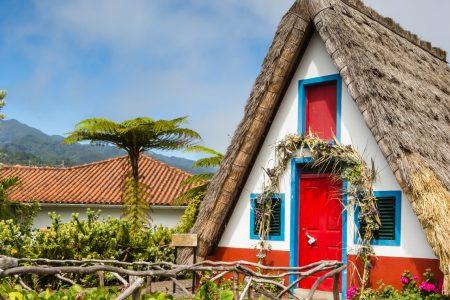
[[185, 145, 222, 156], [192, 156, 223, 169], [174, 185, 207, 206], [180, 174, 212, 186], [0, 177, 19, 190]]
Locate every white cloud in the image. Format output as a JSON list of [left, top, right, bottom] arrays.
[[3, 0, 292, 152], [2, 0, 448, 156]]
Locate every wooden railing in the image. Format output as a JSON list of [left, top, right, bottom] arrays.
[[0, 256, 345, 300]]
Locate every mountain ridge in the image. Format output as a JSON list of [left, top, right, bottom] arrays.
[[0, 119, 212, 174]]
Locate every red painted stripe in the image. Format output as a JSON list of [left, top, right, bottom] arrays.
[[209, 247, 442, 290], [347, 255, 442, 290], [209, 247, 290, 266]]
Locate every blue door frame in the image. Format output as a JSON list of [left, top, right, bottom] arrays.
[[289, 158, 348, 298], [290, 74, 347, 297]]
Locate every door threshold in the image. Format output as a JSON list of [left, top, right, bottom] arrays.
[[294, 288, 341, 300]]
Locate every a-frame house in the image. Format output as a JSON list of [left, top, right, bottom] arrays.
[[188, 0, 450, 296]]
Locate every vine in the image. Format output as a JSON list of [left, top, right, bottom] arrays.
[[254, 133, 380, 291]]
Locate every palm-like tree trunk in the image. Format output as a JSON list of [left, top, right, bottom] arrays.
[[128, 150, 140, 184]]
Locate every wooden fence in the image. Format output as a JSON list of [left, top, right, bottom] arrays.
[[0, 256, 345, 300]]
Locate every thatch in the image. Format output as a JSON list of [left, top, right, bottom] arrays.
[[184, 0, 450, 289]]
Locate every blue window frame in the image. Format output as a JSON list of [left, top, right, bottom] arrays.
[[250, 193, 285, 241], [298, 74, 342, 141], [354, 190, 402, 246]]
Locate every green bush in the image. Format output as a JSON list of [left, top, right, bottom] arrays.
[[175, 195, 202, 233], [0, 282, 120, 300], [0, 280, 235, 300], [0, 209, 174, 262], [348, 269, 448, 300], [0, 219, 33, 257]]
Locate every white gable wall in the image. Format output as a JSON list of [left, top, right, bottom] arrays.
[[218, 32, 435, 259]]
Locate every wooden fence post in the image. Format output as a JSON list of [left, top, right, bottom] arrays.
[[333, 272, 340, 300], [146, 275, 152, 293], [233, 271, 239, 299], [248, 285, 255, 300], [170, 233, 198, 295], [116, 277, 143, 300], [131, 276, 141, 300], [98, 271, 104, 287]]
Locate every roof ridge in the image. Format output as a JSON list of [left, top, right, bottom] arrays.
[[1, 153, 193, 176], [0, 155, 129, 170], [339, 0, 447, 62]]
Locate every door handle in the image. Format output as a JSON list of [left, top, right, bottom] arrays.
[[305, 232, 316, 245]]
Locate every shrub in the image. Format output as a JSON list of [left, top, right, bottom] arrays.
[[0, 282, 120, 300], [0, 219, 33, 257], [175, 195, 202, 233], [347, 269, 448, 300], [0, 209, 174, 262]]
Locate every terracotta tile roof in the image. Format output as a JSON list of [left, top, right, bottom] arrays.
[[0, 155, 192, 206]]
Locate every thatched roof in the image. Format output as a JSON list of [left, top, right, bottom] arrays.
[[188, 0, 450, 283]]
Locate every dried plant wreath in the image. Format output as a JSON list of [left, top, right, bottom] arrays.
[[254, 133, 380, 289]]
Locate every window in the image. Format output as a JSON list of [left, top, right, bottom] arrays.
[[355, 191, 401, 246], [298, 74, 342, 141], [250, 193, 285, 241], [305, 81, 337, 140]]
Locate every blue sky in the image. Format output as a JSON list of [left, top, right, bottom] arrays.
[[0, 0, 448, 158]]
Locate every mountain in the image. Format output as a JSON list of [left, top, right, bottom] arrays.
[[0, 119, 215, 174]]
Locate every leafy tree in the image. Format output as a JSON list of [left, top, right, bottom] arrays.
[[0, 91, 38, 230], [176, 146, 223, 233], [0, 177, 19, 205], [0, 91, 16, 210], [0, 90, 6, 119], [64, 117, 201, 229]]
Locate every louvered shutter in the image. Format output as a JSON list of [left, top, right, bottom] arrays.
[[360, 196, 396, 241], [253, 197, 282, 237], [376, 197, 396, 240]]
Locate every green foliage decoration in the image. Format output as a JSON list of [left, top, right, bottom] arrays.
[[254, 133, 379, 292]]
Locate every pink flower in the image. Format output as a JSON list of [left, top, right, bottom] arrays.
[[346, 286, 358, 300], [419, 281, 436, 293], [413, 275, 419, 281], [401, 276, 409, 285]]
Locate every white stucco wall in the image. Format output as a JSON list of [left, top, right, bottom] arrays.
[[218, 32, 436, 259], [34, 204, 185, 229]]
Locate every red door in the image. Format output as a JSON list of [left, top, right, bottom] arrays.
[[305, 82, 337, 140], [299, 174, 342, 291]]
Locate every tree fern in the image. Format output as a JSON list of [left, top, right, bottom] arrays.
[[64, 116, 201, 230], [0, 90, 5, 120], [175, 146, 223, 232]]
